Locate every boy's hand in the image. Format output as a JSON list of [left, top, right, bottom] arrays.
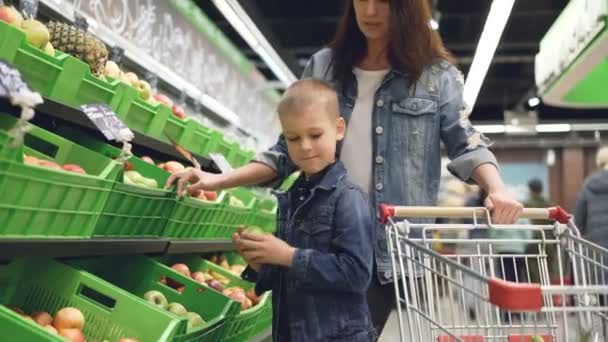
[[232, 230, 262, 272], [238, 232, 296, 268], [165, 168, 226, 197]]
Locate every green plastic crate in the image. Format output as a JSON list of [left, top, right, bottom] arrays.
[[230, 148, 255, 168], [250, 197, 277, 233], [163, 114, 195, 146], [115, 85, 169, 137], [54, 126, 177, 238], [164, 191, 237, 239], [0, 116, 120, 238], [0, 257, 183, 341], [182, 119, 219, 157], [72, 255, 240, 342], [0, 22, 124, 113], [0, 304, 64, 342], [166, 256, 272, 342], [223, 187, 257, 227], [0, 22, 75, 98], [212, 134, 239, 161]]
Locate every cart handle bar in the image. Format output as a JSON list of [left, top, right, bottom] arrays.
[[379, 205, 571, 224]]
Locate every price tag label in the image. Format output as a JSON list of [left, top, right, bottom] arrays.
[[73, 13, 88, 31], [0, 60, 31, 99], [19, 0, 38, 19], [209, 152, 233, 174], [81, 103, 133, 142]]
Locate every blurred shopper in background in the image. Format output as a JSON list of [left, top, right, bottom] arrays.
[[576, 146, 608, 247]]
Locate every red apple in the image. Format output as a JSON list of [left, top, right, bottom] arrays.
[[227, 291, 249, 310], [177, 286, 184, 294], [164, 161, 185, 174], [38, 160, 62, 170], [206, 279, 224, 292], [191, 271, 206, 284], [171, 263, 191, 278], [0, 6, 23, 27], [7, 305, 25, 316], [246, 288, 261, 306], [62, 164, 86, 174], [54, 307, 85, 330], [43, 324, 58, 335], [23, 155, 39, 165], [58, 328, 86, 342], [124, 161, 135, 171], [204, 191, 218, 201], [141, 156, 155, 165], [153, 94, 173, 107], [172, 105, 186, 119], [31, 311, 53, 326]]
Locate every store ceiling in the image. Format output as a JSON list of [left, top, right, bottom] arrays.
[[196, 0, 607, 123]]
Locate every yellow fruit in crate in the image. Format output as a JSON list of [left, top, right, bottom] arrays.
[[0, 6, 24, 28], [43, 42, 55, 56], [104, 61, 121, 79], [21, 19, 50, 48]]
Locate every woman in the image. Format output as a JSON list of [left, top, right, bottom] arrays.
[[168, 0, 522, 338]]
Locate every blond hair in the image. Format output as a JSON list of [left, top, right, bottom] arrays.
[[597, 146, 608, 170], [277, 78, 339, 119]]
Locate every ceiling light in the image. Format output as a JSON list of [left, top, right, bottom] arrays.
[[528, 97, 541, 107], [475, 125, 506, 134], [535, 124, 571, 133], [212, 0, 297, 86], [463, 0, 515, 110]]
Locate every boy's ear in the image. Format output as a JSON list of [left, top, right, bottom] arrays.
[[336, 116, 346, 141]]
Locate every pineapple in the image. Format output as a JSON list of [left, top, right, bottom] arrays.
[[47, 21, 108, 76]]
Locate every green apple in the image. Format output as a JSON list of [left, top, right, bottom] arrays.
[[104, 61, 121, 79], [141, 177, 158, 189], [530, 336, 544, 342], [133, 80, 152, 100], [167, 302, 187, 316], [43, 42, 55, 56], [245, 226, 264, 235], [21, 19, 50, 48], [124, 171, 144, 184], [185, 312, 205, 332], [143, 290, 168, 310]]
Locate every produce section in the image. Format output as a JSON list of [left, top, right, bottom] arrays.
[[0, 2, 276, 341]]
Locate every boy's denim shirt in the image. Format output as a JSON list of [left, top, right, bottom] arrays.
[[243, 162, 375, 342], [253, 48, 499, 284]]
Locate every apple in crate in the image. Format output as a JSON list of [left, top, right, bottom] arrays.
[[154, 94, 174, 108], [143, 290, 168, 310], [54, 307, 85, 330], [191, 271, 210, 284], [31, 311, 53, 326], [133, 80, 152, 101], [141, 156, 155, 165], [204, 191, 218, 201], [43, 325, 58, 335], [21, 19, 50, 48], [171, 263, 191, 278], [172, 104, 186, 119], [163, 161, 185, 174], [186, 312, 205, 332], [104, 61, 121, 79], [58, 328, 86, 342], [62, 164, 86, 174], [0, 6, 23, 28], [167, 302, 187, 316]]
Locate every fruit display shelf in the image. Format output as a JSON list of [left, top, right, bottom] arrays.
[[0, 97, 219, 173], [0, 239, 234, 260]]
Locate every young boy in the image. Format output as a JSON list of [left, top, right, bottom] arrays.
[[233, 79, 375, 342]]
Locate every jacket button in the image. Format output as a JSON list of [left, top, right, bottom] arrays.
[[376, 183, 383, 191], [376, 99, 384, 107], [375, 156, 384, 164], [383, 271, 391, 279], [411, 103, 418, 110], [375, 126, 384, 135]]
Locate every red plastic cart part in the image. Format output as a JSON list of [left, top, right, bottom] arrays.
[[488, 278, 543, 311], [508, 335, 553, 342], [379, 203, 395, 224], [547, 206, 571, 224], [438, 336, 484, 342]]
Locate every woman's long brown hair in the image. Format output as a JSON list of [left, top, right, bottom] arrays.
[[329, 0, 454, 83]]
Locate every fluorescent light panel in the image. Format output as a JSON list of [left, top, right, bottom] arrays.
[[463, 0, 515, 110], [212, 0, 297, 86]]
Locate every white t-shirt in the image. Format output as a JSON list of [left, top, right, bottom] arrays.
[[340, 67, 389, 194]]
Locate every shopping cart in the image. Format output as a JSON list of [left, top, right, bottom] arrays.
[[379, 205, 608, 342]]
